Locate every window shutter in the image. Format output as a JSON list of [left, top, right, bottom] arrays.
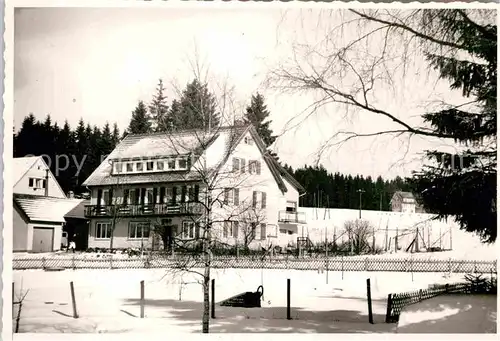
[[233, 221, 239, 238], [241, 159, 246, 173], [172, 187, 177, 205], [252, 191, 257, 208], [234, 188, 239, 206], [29, 178, 34, 187], [261, 223, 266, 240], [194, 185, 200, 202], [123, 189, 129, 205], [223, 221, 229, 238], [97, 189, 103, 206], [261, 192, 267, 209], [256, 161, 261, 175], [224, 188, 230, 204], [153, 188, 158, 204], [233, 158, 239, 172]]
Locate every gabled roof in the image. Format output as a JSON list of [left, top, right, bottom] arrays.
[[392, 191, 415, 200], [82, 125, 305, 195], [14, 194, 84, 224], [13, 156, 40, 185]]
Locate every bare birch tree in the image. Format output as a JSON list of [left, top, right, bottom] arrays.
[[148, 55, 270, 333]]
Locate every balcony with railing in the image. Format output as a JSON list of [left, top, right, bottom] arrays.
[[278, 210, 307, 224], [84, 202, 204, 218]]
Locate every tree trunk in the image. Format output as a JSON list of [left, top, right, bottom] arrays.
[[202, 226, 211, 333]]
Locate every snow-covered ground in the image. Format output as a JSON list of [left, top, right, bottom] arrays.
[[397, 294, 497, 333], [13, 268, 471, 333]]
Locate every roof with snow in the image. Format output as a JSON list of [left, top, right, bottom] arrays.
[[82, 125, 305, 194], [392, 191, 416, 200], [14, 194, 84, 224]]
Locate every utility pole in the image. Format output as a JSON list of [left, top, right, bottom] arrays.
[[357, 189, 365, 219]]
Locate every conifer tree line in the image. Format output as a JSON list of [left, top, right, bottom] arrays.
[[14, 77, 412, 207]]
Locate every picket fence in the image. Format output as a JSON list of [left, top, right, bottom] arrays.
[[13, 254, 497, 273], [386, 282, 474, 323]]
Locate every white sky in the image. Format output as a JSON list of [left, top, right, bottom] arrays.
[[14, 7, 467, 180]]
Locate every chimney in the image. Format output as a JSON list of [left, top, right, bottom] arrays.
[[44, 169, 49, 197], [68, 191, 74, 199]]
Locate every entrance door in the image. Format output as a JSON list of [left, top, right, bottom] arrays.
[[32, 227, 54, 252]]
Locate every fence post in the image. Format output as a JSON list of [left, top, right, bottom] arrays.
[[341, 255, 344, 280], [211, 279, 215, 319], [448, 258, 452, 273], [385, 293, 392, 323], [325, 257, 329, 284], [473, 260, 477, 273], [12, 282, 14, 315], [110, 256, 113, 270], [72, 255, 76, 270], [366, 278, 374, 324], [140, 280, 145, 318], [70, 281, 78, 319], [286, 278, 291, 320], [418, 289, 423, 302], [42, 257, 46, 269]]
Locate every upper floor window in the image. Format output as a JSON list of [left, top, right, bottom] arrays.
[[224, 188, 240, 206], [232, 158, 246, 174], [248, 160, 261, 175], [252, 191, 267, 209], [29, 177, 46, 189], [244, 136, 253, 145]]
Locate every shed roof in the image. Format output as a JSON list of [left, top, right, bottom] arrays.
[[14, 194, 84, 224]]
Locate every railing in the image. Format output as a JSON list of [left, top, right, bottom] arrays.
[[84, 202, 204, 218], [278, 210, 307, 224]]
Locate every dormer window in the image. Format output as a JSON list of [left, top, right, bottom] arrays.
[[178, 158, 187, 169], [114, 156, 190, 175], [114, 162, 123, 174], [167, 159, 176, 170]]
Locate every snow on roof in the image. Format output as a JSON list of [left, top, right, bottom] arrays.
[[82, 126, 246, 187], [14, 194, 84, 223], [82, 125, 305, 195], [13, 156, 40, 185]]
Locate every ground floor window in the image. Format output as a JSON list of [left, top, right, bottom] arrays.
[[223, 221, 239, 238], [128, 222, 150, 239], [96, 222, 112, 239], [181, 221, 199, 239]]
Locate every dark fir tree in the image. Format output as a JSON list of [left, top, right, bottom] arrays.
[[111, 123, 121, 146], [149, 79, 171, 132], [127, 100, 152, 134], [173, 79, 220, 131], [409, 10, 497, 243], [244, 93, 277, 148]]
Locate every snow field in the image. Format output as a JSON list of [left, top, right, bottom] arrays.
[[13, 268, 468, 333]]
